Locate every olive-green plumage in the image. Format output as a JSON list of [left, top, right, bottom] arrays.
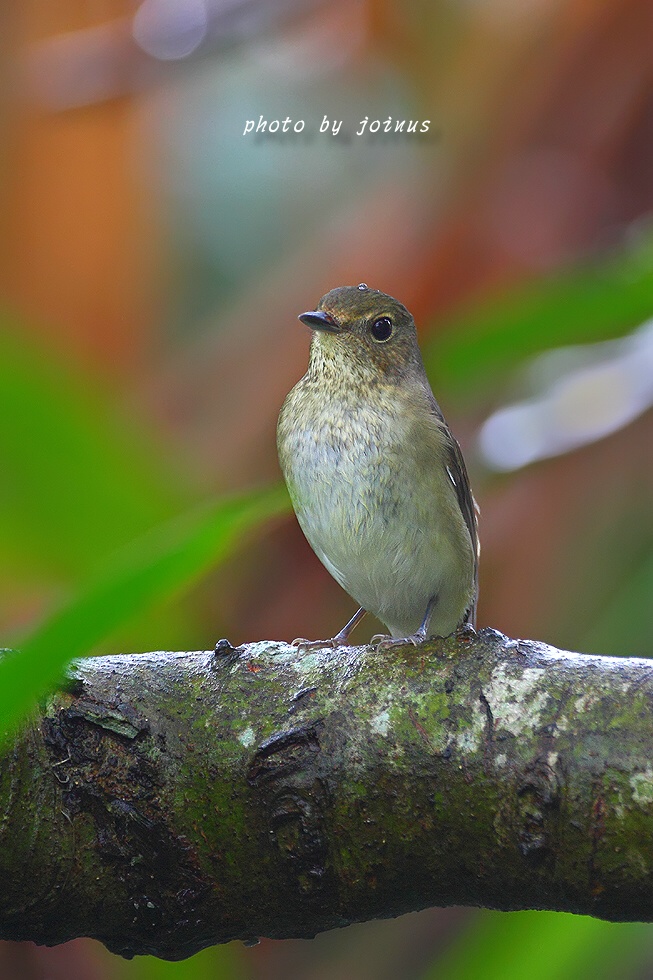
[[277, 284, 479, 646]]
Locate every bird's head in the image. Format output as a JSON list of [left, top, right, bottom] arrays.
[[299, 284, 424, 384]]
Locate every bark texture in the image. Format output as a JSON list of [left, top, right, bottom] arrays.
[[2, 627, 653, 960]]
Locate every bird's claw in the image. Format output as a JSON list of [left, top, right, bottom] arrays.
[[371, 632, 425, 651], [291, 636, 344, 650]]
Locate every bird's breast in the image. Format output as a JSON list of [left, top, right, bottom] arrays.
[[279, 386, 405, 531], [279, 382, 470, 626]]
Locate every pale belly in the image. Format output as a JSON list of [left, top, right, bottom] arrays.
[[279, 403, 474, 638]]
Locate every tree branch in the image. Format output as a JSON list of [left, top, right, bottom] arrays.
[[2, 628, 653, 960]]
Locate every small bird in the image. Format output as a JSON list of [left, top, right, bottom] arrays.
[[277, 284, 479, 648]]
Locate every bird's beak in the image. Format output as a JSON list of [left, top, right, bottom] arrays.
[[298, 310, 341, 333]]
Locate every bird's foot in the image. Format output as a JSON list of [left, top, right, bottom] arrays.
[[291, 607, 367, 651], [371, 631, 429, 651], [291, 636, 349, 651]]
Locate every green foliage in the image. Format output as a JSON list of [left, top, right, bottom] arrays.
[[423, 910, 652, 980], [118, 945, 246, 980], [0, 483, 288, 741], [583, 552, 653, 658], [0, 321, 179, 578], [426, 232, 653, 402], [0, 312, 289, 742]]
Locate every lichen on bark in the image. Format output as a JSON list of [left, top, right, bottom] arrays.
[[2, 627, 653, 960]]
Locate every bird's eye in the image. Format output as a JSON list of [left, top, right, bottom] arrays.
[[370, 316, 393, 342]]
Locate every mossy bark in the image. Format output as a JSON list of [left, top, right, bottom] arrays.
[[2, 627, 653, 960]]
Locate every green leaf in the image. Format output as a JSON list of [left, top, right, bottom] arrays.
[[423, 910, 652, 980], [0, 317, 179, 578], [582, 552, 653, 658], [426, 234, 653, 402], [118, 944, 246, 980], [0, 484, 290, 741]]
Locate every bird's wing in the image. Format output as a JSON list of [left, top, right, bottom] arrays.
[[429, 395, 480, 627], [444, 433, 480, 626]]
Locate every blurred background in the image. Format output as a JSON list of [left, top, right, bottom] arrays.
[[1, 0, 653, 978]]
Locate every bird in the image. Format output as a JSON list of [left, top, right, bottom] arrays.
[[277, 283, 479, 649]]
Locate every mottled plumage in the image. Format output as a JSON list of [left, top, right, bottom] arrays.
[[277, 284, 479, 646]]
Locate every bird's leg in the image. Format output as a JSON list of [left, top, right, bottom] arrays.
[[372, 596, 437, 651], [292, 606, 367, 650]]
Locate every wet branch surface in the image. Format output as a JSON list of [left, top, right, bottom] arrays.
[[2, 627, 653, 960]]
